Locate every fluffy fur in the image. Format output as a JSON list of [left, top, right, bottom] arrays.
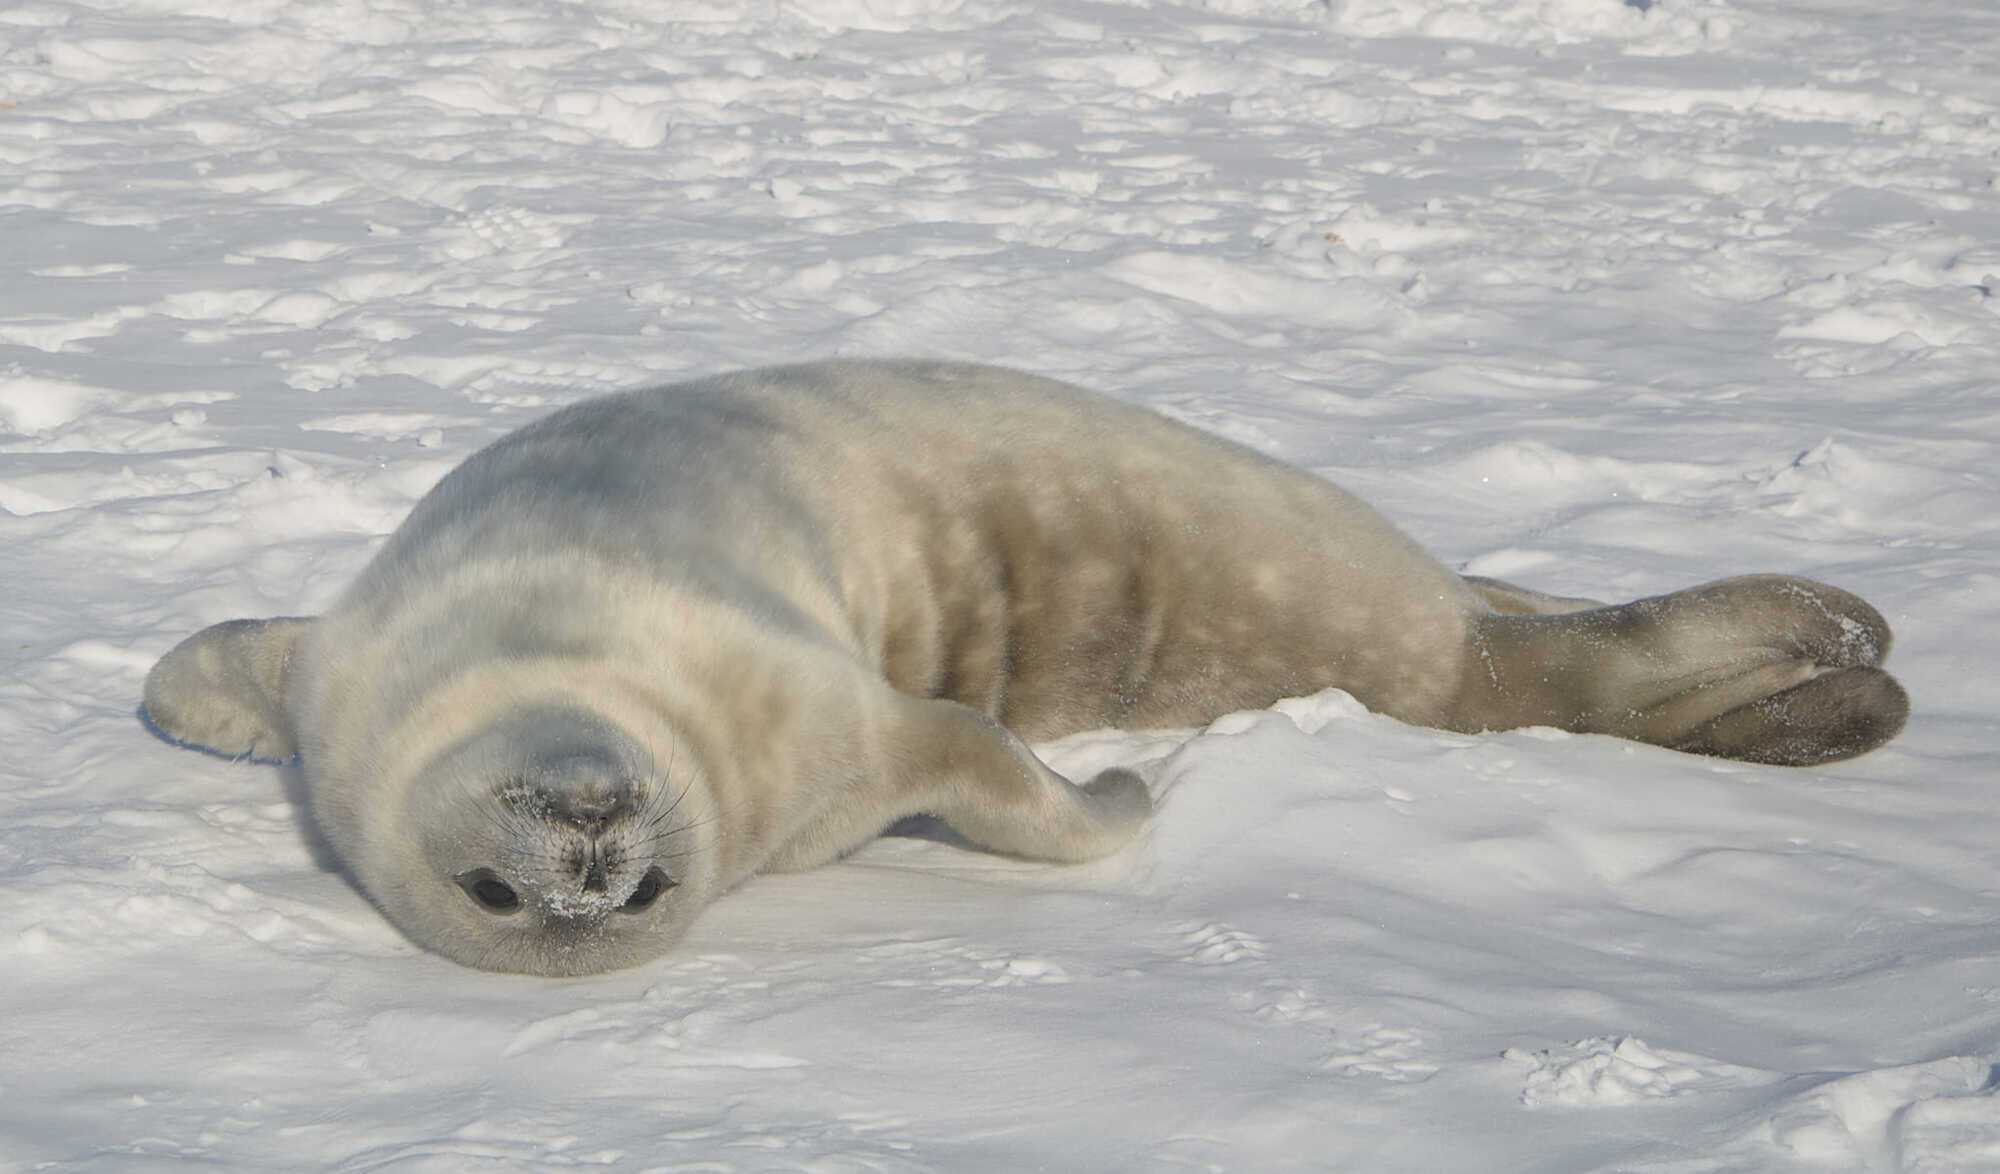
[[144, 360, 1908, 974]]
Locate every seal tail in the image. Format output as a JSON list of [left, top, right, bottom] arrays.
[[1464, 575, 1908, 765], [1462, 574, 1605, 616], [142, 616, 315, 762]]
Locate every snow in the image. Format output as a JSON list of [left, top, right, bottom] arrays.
[[3, 0, 1998, 1168]]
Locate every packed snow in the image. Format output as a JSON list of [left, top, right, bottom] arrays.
[[3, 0, 1997, 1169]]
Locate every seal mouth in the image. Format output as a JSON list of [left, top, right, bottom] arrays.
[[540, 884, 621, 922], [546, 864, 676, 917]]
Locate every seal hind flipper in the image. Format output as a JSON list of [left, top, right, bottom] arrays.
[[1669, 666, 1909, 765], [142, 617, 314, 762], [896, 698, 1153, 863], [1465, 575, 1907, 764]]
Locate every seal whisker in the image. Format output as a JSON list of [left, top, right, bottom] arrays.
[[628, 793, 749, 856], [635, 781, 693, 837], [637, 731, 681, 821], [633, 811, 726, 850], [458, 774, 531, 850]]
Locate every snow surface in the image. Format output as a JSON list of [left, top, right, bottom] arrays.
[[4, 0, 1998, 1169]]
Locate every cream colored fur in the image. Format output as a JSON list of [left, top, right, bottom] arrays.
[[143, 360, 1907, 974]]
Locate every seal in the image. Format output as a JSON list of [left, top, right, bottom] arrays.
[[142, 360, 1908, 974]]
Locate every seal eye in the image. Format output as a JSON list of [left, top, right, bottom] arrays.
[[619, 867, 674, 913], [456, 868, 521, 914]]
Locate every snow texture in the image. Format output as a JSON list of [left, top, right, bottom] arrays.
[[4, 0, 1998, 1169]]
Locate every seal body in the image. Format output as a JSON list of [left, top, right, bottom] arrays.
[[143, 360, 1908, 974]]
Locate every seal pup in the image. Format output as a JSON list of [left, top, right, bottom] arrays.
[[143, 360, 1908, 975]]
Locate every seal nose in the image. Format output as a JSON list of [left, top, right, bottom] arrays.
[[528, 744, 636, 832], [547, 783, 632, 833], [581, 852, 610, 894]]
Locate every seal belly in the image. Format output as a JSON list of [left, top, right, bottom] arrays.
[[876, 459, 1479, 741], [769, 361, 1483, 741]]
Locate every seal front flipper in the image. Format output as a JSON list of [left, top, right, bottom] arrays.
[[142, 617, 314, 762], [893, 697, 1152, 863]]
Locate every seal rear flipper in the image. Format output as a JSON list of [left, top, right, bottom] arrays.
[[1467, 575, 1907, 764], [1668, 666, 1909, 766], [142, 617, 315, 762], [893, 697, 1152, 863]]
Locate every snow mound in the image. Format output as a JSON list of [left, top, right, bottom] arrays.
[[1507, 1036, 1781, 1107]]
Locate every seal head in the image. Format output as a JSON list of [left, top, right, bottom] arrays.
[[388, 705, 713, 975]]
